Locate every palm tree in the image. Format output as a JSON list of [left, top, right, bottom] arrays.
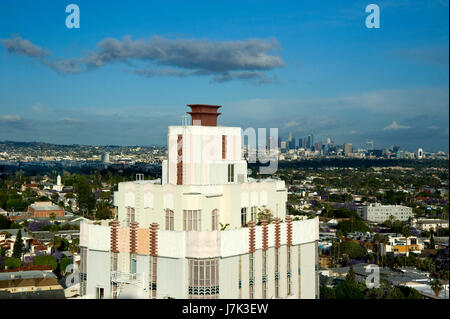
[[49, 212, 56, 224], [430, 279, 443, 298], [401, 225, 412, 261], [440, 270, 449, 299], [50, 236, 63, 253]]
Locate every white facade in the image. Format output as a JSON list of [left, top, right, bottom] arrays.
[[357, 204, 413, 223], [80, 218, 319, 299], [80, 105, 319, 299]]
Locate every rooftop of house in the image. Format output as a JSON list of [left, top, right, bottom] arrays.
[[29, 202, 64, 211], [0, 268, 56, 281], [328, 263, 431, 286]]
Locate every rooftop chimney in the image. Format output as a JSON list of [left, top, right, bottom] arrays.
[[187, 104, 222, 126]]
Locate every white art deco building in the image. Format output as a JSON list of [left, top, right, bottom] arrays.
[[79, 104, 319, 299]]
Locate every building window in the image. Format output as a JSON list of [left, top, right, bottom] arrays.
[[251, 207, 257, 222], [130, 257, 137, 274], [227, 164, 234, 182], [96, 287, 104, 299], [241, 208, 247, 227], [211, 209, 219, 231], [126, 207, 135, 225], [165, 209, 174, 231], [249, 253, 254, 299], [188, 258, 219, 299], [183, 210, 201, 231]]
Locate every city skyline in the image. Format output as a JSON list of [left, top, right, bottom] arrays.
[[0, 0, 448, 152]]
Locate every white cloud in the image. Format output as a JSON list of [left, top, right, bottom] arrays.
[[285, 121, 299, 128], [1, 35, 284, 83], [0, 114, 22, 122], [57, 117, 81, 123], [383, 121, 411, 131], [31, 103, 44, 113]]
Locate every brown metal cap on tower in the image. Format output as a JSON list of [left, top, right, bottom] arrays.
[[187, 104, 222, 126]]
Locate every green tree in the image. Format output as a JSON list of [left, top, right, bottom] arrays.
[[49, 212, 56, 224], [430, 279, 443, 297], [439, 270, 449, 299], [0, 215, 11, 229], [257, 208, 274, 224], [429, 233, 435, 249], [95, 202, 112, 220], [346, 264, 356, 285], [337, 219, 371, 235], [4, 257, 22, 269], [319, 285, 336, 299], [75, 177, 96, 214], [12, 229, 23, 259], [332, 241, 367, 259], [50, 236, 64, 253], [60, 257, 72, 275], [33, 255, 58, 270], [335, 281, 363, 299]]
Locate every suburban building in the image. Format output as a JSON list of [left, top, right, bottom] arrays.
[[357, 204, 413, 223], [79, 104, 319, 299], [21, 183, 39, 192], [27, 201, 65, 218], [385, 235, 424, 256], [412, 218, 449, 232], [0, 267, 63, 294]]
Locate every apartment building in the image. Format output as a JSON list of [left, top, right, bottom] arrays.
[[357, 204, 413, 223]]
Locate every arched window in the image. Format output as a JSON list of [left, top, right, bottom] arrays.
[[165, 209, 174, 230], [211, 209, 219, 231]]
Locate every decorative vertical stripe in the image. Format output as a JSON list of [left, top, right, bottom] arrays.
[[110, 220, 120, 253], [261, 219, 268, 298], [274, 217, 281, 249], [286, 215, 293, 247], [248, 221, 256, 253], [177, 134, 183, 185], [248, 221, 255, 299], [222, 135, 227, 160], [129, 221, 139, 254], [150, 223, 159, 299], [274, 217, 280, 299], [286, 215, 292, 296], [298, 245, 301, 299]]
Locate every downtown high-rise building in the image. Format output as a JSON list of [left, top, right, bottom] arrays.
[[343, 143, 353, 156], [79, 104, 319, 299]]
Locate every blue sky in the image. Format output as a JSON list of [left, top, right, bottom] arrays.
[[0, 0, 448, 151]]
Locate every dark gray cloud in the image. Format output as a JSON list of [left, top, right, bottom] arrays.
[[0, 36, 49, 58], [1, 35, 284, 82]]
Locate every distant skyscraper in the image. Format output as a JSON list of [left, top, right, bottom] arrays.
[[306, 134, 314, 149], [392, 145, 400, 153], [298, 138, 303, 148], [314, 142, 322, 152], [416, 148, 424, 159], [102, 152, 110, 163], [366, 139, 374, 151], [344, 143, 353, 156]]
